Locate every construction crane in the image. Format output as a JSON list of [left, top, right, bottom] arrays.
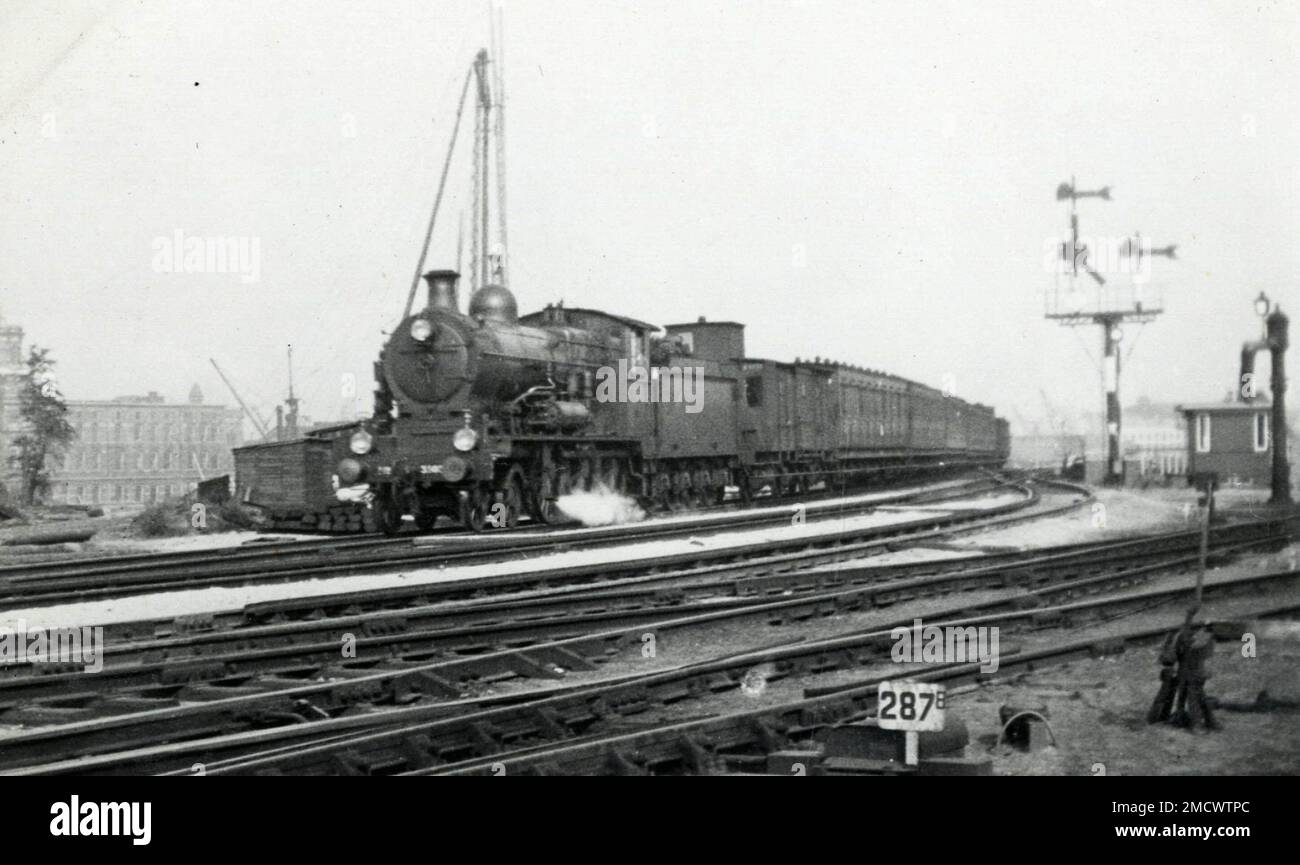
[[1039, 387, 1085, 478], [210, 358, 272, 442], [1008, 402, 1038, 437], [1037, 387, 1071, 437]]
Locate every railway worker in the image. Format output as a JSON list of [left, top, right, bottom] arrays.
[[1147, 608, 1196, 725], [1172, 625, 1220, 732], [1148, 609, 1219, 732]]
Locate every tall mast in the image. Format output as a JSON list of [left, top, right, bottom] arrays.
[[492, 5, 508, 286], [473, 49, 492, 289], [285, 345, 300, 437], [402, 45, 502, 317]]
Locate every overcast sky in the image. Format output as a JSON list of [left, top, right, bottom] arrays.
[[0, 0, 1296, 437]]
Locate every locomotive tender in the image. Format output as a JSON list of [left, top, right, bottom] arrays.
[[234, 269, 1009, 533]]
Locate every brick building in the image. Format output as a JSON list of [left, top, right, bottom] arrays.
[[0, 314, 244, 510], [1176, 402, 1275, 486], [0, 315, 29, 497], [50, 387, 243, 510]]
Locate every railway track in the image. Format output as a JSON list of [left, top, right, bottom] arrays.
[[0, 475, 1013, 607], [8, 479, 1062, 650], [260, 569, 1300, 777], [9, 565, 1294, 777], [425, 598, 1300, 778], [1, 515, 1290, 774], [0, 517, 1286, 706], [211, 482, 1091, 632]]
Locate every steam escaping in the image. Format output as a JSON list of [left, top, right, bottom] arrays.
[[740, 662, 777, 697], [555, 483, 647, 527]]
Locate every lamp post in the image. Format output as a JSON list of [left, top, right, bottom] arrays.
[[1254, 291, 1271, 319]]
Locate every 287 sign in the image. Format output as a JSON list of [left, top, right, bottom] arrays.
[[877, 681, 946, 732]]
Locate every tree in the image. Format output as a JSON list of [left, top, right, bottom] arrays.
[[10, 347, 76, 505]]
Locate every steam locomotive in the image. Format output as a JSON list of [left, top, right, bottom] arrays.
[[234, 270, 1009, 533]]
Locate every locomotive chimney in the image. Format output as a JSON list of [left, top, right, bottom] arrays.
[[423, 269, 461, 313]]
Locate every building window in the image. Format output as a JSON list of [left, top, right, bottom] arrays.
[[1195, 413, 1211, 453], [1254, 413, 1270, 453], [745, 376, 764, 407]]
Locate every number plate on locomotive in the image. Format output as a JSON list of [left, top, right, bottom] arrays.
[[877, 681, 945, 732]]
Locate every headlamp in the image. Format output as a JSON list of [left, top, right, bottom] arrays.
[[452, 427, 478, 452], [410, 318, 434, 342], [349, 430, 374, 455]]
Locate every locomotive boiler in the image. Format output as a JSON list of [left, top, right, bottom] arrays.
[[342, 269, 649, 532]]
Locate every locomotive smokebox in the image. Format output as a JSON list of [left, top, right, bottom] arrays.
[[423, 269, 461, 313]]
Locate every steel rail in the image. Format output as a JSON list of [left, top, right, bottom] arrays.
[[0, 517, 1284, 711], [5, 551, 1292, 775], [193, 568, 1300, 776], [0, 488, 1054, 761], [0, 476, 1012, 607], [430, 597, 1300, 777]]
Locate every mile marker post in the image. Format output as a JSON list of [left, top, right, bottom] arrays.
[[878, 681, 946, 769]]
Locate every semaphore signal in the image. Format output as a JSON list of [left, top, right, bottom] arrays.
[[1045, 178, 1177, 486]]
